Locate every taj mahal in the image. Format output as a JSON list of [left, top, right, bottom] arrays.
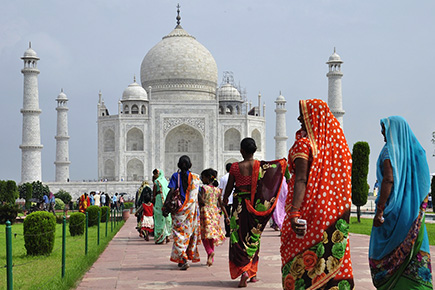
[[19, 8, 345, 198]]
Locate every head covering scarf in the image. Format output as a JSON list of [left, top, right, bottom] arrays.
[[297, 98, 352, 225], [155, 169, 169, 197], [369, 116, 430, 259]]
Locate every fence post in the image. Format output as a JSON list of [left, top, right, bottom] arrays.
[[111, 209, 113, 232], [85, 212, 88, 255], [62, 216, 66, 278], [6, 220, 13, 290], [105, 209, 108, 237], [97, 211, 100, 245]]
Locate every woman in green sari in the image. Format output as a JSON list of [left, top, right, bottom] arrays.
[[153, 169, 172, 244]]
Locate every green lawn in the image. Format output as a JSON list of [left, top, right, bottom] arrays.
[[350, 216, 435, 245], [0, 218, 124, 290]]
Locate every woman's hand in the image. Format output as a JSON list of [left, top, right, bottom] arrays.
[[222, 197, 228, 207], [290, 217, 307, 237], [373, 210, 384, 227], [225, 217, 230, 225]]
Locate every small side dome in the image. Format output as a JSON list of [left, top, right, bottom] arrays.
[[24, 47, 38, 57], [328, 52, 341, 61], [275, 93, 285, 102], [217, 83, 241, 101], [122, 81, 148, 101], [57, 90, 68, 100]]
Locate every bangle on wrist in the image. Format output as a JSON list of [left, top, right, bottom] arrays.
[[377, 204, 385, 211]]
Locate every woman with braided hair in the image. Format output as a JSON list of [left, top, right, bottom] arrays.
[[167, 155, 201, 270]]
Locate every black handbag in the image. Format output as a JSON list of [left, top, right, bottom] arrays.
[[162, 172, 182, 217]]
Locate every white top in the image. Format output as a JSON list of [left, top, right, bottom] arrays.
[[219, 173, 233, 205]]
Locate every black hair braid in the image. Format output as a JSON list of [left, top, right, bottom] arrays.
[[177, 155, 192, 191]]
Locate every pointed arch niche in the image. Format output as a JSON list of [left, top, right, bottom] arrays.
[[251, 129, 262, 152], [104, 129, 115, 152], [126, 128, 144, 151], [165, 124, 203, 175], [224, 128, 241, 151], [127, 158, 143, 181]]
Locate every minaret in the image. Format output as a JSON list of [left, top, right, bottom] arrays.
[[20, 43, 43, 183], [274, 92, 288, 159], [54, 89, 71, 182], [326, 48, 345, 128]]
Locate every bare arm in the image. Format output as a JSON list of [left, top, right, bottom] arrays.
[[217, 194, 230, 224], [223, 174, 235, 206], [373, 159, 394, 227], [291, 158, 309, 236]]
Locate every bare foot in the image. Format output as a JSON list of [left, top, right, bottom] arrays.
[[238, 272, 248, 288], [249, 276, 259, 283]]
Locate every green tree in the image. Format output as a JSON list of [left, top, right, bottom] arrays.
[[19, 181, 50, 201], [430, 176, 435, 212], [55, 189, 72, 204], [0, 180, 19, 204], [351, 141, 370, 223], [25, 183, 33, 210]]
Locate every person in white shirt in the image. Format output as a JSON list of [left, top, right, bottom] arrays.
[[219, 163, 234, 237], [94, 191, 101, 207]]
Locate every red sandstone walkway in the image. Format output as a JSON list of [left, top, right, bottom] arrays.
[[76, 217, 435, 289]]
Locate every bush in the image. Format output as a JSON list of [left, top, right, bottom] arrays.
[[25, 183, 32, 210], [86, 205, 101, 227], [23, 211, 56, 255], [0, 203, 21, 224], [124, 202, 134, 209], [55, 190, 72, 204], [101, 206, 110, 222], [54, 198, 65, 210], [69, 212, 85, 236], [0, 180, 19, 204]]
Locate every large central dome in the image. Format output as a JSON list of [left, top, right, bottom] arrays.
[[140, 25, 218, 101]]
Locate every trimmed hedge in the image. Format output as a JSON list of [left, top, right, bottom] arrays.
[[101, 206, 110, 222], [54, 198, 65, 210], [69, 212, 85, 236], [86, 205, 101, 227], [0, 203, 20, 224], [23, 211, 56, 255]]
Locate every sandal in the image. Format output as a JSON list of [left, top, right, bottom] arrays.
[[238, 272, 248, 288], [207, 252, 215, 267], [180, 262, 190, 270]]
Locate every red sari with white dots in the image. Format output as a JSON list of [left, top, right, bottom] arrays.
[[280, 99, 354, 290]]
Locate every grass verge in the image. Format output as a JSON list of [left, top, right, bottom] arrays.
[[0, 218, 124, 290], [350, 216, 435, 245]]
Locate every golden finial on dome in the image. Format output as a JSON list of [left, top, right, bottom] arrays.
[[176, 4, 181, 27]]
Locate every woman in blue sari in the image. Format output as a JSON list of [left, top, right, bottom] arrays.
[[369, 116, 433, 289]]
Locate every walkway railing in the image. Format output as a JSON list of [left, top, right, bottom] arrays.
[[2, 208, 124, 290]]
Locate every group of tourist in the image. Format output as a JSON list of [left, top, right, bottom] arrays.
[[133, 98, 433, 289], [77, 191, 123, 213]]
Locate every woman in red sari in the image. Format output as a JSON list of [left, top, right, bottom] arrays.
[[280, 99, 354, 290], [79, 193, 90, 213], [223, 137, 287, 287]]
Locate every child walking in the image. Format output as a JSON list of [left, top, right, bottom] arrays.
[[140, 188, 154, 241], [199, 168, 228, 266]]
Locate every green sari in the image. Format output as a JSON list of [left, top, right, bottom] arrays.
[[153, 169, 172, 244]]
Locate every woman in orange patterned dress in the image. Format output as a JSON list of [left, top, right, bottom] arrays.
[[280, 99, 354, 290], [167, 155, 201, 270], [198, 168, 227, 267]]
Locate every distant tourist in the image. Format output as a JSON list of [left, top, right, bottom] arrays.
[[369, 116, 432, 289], [152, 169, 172, 244], [42, 193, 49, 211], [112, 193, 118, 210], [218, 163, 233, 237], [223, 137, 286, 287], [79, 193, 90, 213], [94, 191, 101, 207], [100, 192, 106, 207], [139, 188, 154, 241], [167, 155, 201, 270], [48, 192, 56, 215], [280, 99, 354, 289], [199, 168, 227, 267], [89, 192, 95, 205]]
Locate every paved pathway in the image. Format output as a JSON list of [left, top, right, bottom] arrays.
[[76, 216, 435, 289]]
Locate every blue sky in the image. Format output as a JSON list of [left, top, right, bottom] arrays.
[[1, 0, 434, 188]]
